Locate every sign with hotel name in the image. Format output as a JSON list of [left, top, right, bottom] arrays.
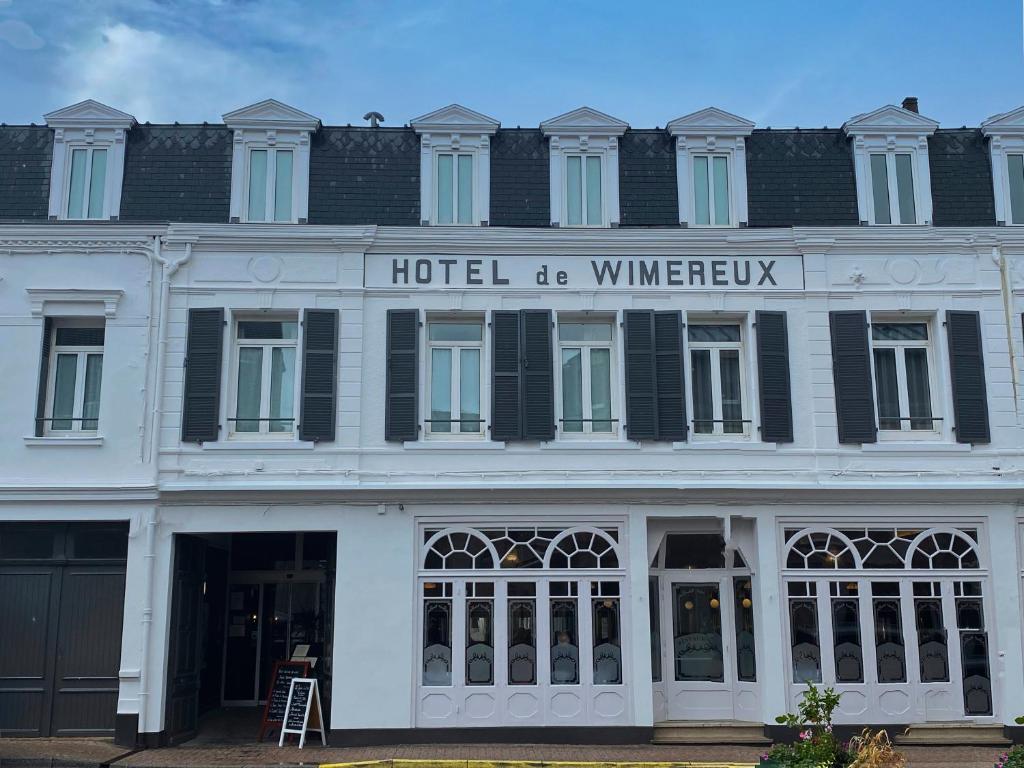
[[368, 255, 804, 290]]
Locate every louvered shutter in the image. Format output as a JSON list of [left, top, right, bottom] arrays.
[[521, 309, 555, 441], [491, 311, 522, 441], [299, 309, 338, 442], [385, 309, 419, 442], [623, 310, 657, 439], [653, 311, 687, 441], [946, 310, 990, 444], [756, 311, 794, 443], [34, 317, 53, 437], [829, 310, 876, 444], [181, 308, 225, 443]]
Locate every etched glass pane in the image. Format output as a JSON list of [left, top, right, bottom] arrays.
[[566, 155, 582, 226], [459, 348, 480, 433], [269, 347, 294, 433], [693, 155, 710, 225], [895, 153, 916, 224], [235, 347, 263, 432], [789, 599, 822, 683], [82, 354, 103, 430], [52, 353, 77, 430], [720, 349, 742, 434], [649, 577, 662, 682], [423, 598, 452, 685], [713, 155, 729, 225], [273, 150, 293, 222], [874, 597, 907, 683], [915, 598, 949, 682], [457, 154, 473, 224], [508, 598, 536, 685], [430, 348, 452, 433], [247, 149, 268, 221], [672, 583, 723, 682], [870, 154, 891, 224], [586, 155, 602, 225], [905, 347, 933, 430], [466, 598, 494, 685], [550, 598, 580, 684], [436, 153, 453, 224], [734, 578, 756, 682], [1009, 153, 1024, 225], [561, 348, 583, 432], [87, 149, 107, 219], [832, 598, 864, 683], [691, 349, 713, 434], [873, 348, 900, 430], [67, 148, 87, 219], [593, 597, 621, 684], [590, 348, 612, 432]]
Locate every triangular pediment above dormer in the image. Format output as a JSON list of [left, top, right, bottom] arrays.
[[44, 99, 136, 129], [982, 105, 1024, 136], [222, 99, 320, 131], [410, 104, 499, 134], [843, 104, 938, 136], [540, 106, 628, 136], [666, 107, 754, 137]]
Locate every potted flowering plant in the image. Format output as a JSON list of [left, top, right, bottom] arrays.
[[995, 716, 1024, 768], [760, 682, 850, 768]]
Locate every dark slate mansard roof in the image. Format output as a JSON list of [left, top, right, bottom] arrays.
[[0, 122, 1001, 228]]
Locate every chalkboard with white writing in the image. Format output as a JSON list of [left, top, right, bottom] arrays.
[[258, 660, 310, 740]]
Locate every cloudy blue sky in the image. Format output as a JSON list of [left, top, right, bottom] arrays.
[[0, 0, 1020, 128]]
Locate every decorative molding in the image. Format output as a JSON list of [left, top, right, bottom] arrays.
[[410, 104, 499, 135], [26, 288, 124, 318], [43, 99, 135, 130], [540, 106, 629, 137], [982, 105, 1024, 225], [222, 98, 321, 132], [0, 237, 154, 256]]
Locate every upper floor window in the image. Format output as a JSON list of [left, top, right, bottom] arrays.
[[223, 99, 320, 225], [688, 323, 747, 437], [1006, 153, 1024, 224], [427, 320, 484, 436], [435, 152, 474, 225], [557, 321, 615, 437], [981, 105, 1024, 225], [541, 107, 627, 228], [869, 321, 937, 434], [565, 154, 603, 227], [44, 99, 135, 222], [230, 318, 298, 436], [692, 154, 730, 226], [869, 152, 917, 225], [45, 322, 105, 434], [247, 148, 293, 223]]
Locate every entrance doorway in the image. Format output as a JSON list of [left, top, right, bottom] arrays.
[[650, 532, 759, 722], [782, 526, 993, 723]]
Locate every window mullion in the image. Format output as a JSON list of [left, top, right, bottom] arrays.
[[451, 346, 461, 432], [73, 352, 87, 430], [82, 150, 93, 218], [259, 343, 273, 434], [886, 153, 900, 224], [711, 347, 724, 435], [266, 150, 276, 219], [582, 347, 593, 434], [895, 347, 911, 432]]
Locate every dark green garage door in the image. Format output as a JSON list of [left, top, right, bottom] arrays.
[[0, 523, 127, 737]]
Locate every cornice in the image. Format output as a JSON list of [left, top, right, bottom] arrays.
[[163, 223, 378, 252], [0, 228, 157, 256]]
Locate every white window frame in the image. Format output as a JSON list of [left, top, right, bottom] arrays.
[[865, 150, 921, 225], [981, 106, 1024, 226], [555, 318, 619, 439], [432, 150, 477, 226], [685, 320, 751, 440], [1003, 152, 1024, 225], [242, 145, 295, 224], [62, 144, 111, 220], [867, 316, 945, 441], [689, 153, 734, 227], [561, 152, 606, 228], [424, 317, 486, 439], [44, 321, 105, 435], [227, 315, 301, 439]]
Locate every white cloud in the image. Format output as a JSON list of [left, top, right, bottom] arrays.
[[0, 19, 44, 50], [57, 22, 293, 122]]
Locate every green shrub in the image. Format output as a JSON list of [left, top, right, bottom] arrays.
[[763, 682, 850, 768]]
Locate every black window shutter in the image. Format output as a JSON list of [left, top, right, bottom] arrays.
[[385, 309, 419, 442], [521, 309, 555, 441], [491, 311, 522, 441], [623, 310, 657, 440], [299, 309, 338, 442], [181, 308, 225, 443], [829, 310, 876, 444], [946, 310, 990, 444], [756, 311, 794, 443], [34, 317, 53, 437], [653, 311, 687, 441]]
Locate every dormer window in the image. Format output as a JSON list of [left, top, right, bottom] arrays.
[[666, 108, 754, 228], [541, 107, 628, 228], [981, 105, 1024, 225], [412, 104, 498, 226], [44, 100, 135, 221], [843, 103, 938, 226], [224, 99, 320, 224]]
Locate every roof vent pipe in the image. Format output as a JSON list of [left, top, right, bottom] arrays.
[[363, 111, 384, 128], [901, 96, 919, 113]]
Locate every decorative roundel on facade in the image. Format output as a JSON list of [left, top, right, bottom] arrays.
[[248, 254, 283, 283], [422, 525, 622, 570], [784, 526, 981, 570]]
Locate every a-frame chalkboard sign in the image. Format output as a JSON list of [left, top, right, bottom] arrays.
[[258, 659, 310, 741], [279, 677, 326, 748]]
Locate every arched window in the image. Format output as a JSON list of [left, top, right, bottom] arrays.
[[423, 529, 497, 569], [785, 529, 859, 569], [545, 527, 620, 569], [908, 529, 981, 569]]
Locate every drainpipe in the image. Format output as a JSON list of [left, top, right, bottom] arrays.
[[137, 237, 192, 734], [995, 245, 1021, 420]]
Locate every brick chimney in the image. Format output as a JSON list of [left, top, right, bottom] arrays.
[[901, 96, 919, 114]]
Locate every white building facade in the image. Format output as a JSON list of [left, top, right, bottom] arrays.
[[2, 98, 1024, 746]]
